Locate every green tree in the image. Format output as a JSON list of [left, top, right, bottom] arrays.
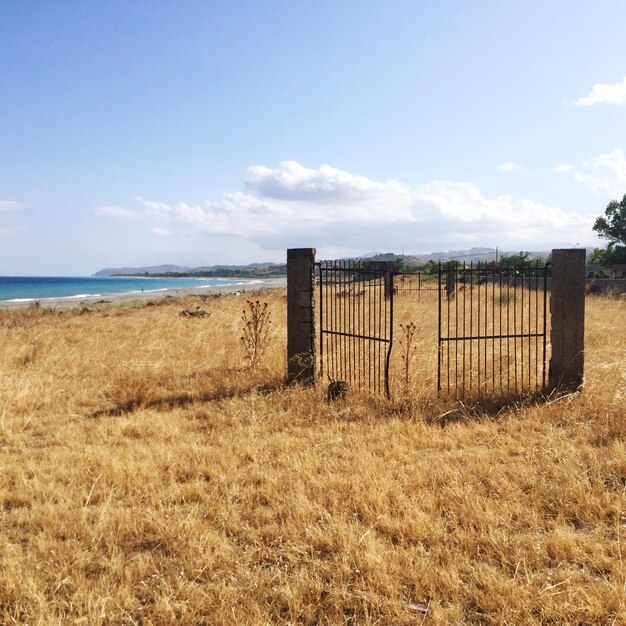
[[592, 194, 626, 265], [500, 251, 532, 268], [419, 260, 439, 276], [393, 257, 408, 274]]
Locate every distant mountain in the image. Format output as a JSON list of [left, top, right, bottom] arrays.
[[424, 247, 497, 261], [93, 262, 286, 277], [192, 262, 278, 272], [95, 248, 552, 277], [94, 264, 192, 277], [360, 248, 551, 263]]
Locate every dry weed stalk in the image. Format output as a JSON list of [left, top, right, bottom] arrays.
[[399, 321, 418, 385], [240, 299, 272, 368]]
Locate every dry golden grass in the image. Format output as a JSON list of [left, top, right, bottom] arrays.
[[0, 290, 625, 624]]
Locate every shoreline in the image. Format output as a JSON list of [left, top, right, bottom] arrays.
[[0, 277, 287, 310]]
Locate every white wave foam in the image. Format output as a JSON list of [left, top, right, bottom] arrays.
[[124, 288, 169, 294], [64, 293, 102, 299], [195, 279, 264, 289], [3, 293, 103, 302]]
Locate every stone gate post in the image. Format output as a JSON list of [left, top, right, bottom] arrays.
[[287, 248, 316, 384], [549, 248, 586, 392]]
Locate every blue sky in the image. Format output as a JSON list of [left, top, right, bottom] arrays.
[[1, 1, 626, 274]]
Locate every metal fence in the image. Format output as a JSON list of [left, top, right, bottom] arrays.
[[317, 260, 394, 397], [438, 261, 550, 399], [288, 248, 586, 403], [394, 272, 444, 300]]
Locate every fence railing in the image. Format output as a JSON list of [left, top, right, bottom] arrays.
[[437, 261, 550, 399], [394, 272, 444, 300], [317, 260, 393, 397], [287, 249, 586, 401]]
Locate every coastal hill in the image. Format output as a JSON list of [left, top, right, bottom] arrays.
[[94, 248, 551, 277], [95, 264, 193, 276], [362, 247, 551, 265], [94, 262, 286, 278]]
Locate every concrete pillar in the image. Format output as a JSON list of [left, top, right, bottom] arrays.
[[549, 248, 586, 392], [445, 265, 456, 300], [384, 266, 394, 299], [287, 248, 316, 384]]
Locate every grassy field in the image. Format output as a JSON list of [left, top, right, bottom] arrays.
[[0, 290, 625, 624]]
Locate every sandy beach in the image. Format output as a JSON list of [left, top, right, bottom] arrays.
[[0, 276, 287, 310]]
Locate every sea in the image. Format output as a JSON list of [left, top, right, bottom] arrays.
[[0, 276, 262, 303]]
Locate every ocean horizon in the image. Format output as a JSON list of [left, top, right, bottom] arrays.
[[0, 276, 262, 302]]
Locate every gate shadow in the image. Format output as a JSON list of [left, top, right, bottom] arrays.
[[88, 368, 284, 418], [425, 389, 562, 426]]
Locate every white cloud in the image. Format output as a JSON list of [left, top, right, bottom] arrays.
[[246, 161, 406, 204], [0, 200, 26, 211], [497, 162, 521, 172], [93, 206, 138, 220], [552, 164, 573, 174], [150, 227, 172, 236], [554, 148, 626, 197], [572, 76, 626, 106], [126, 161, 596, 256], [136, 161, 415, 236]]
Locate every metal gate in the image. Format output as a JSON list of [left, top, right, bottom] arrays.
[[394, 272, 444, 300], [438, 261, 550, 399], [317, 260, 394, 397]]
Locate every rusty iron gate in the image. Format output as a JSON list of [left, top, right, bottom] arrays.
[[438, 261, 550, 399], [394, 272, 445, 300], [317, 260, 394, 397]]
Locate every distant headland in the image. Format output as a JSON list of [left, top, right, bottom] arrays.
[[94, 247, 552, 278]]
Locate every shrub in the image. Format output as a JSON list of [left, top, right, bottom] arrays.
[[240, 300, 272, 368]]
